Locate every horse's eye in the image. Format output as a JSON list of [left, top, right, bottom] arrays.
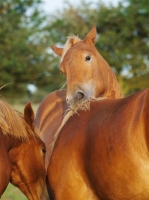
[[85, 55, 91, 61]]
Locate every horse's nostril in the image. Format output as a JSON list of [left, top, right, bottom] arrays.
[[77, 92, 85, 100]]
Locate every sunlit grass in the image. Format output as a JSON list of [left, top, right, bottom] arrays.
[[1, 183, 27, 200]]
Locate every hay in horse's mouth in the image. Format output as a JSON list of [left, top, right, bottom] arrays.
[[65, 99, 91, 116], [65, 96, 106, 116]]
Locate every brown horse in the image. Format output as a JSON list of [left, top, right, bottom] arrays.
[[36, 26, 122, 166], [0, 100, 49, 200], [47, 88, 149, 200], [51, 25, 122, 110]]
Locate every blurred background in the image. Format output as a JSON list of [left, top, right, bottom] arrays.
[[0, 0, 149, 199], [1, 0, 149, 105]]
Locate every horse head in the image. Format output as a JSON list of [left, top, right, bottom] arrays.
[[0, 100, 49, 200], [51, 25, 122, 111]]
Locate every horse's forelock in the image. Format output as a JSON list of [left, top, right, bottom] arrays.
[[0, 100, 37, 141], [60, 35, 81, 63]]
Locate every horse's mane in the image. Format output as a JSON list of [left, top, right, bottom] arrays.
[[60, 35, 81, 63], [0, 100, 39, 141]]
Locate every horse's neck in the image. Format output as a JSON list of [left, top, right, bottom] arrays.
[[101, 58, 122, 98]]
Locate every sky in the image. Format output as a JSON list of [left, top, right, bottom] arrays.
[[42, 0, 119, 13]]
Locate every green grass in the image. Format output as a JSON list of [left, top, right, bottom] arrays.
[[1, 184, 27, 200], [1, 103, 39, 200]]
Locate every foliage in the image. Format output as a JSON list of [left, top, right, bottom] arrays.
[[96, 0, 149, 95], [0, 0, 63, 98]]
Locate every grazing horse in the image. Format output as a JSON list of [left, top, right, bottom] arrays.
[[0, 100, 49, 200], [47, 88, 149, 200], [51, 25, 122, 110]]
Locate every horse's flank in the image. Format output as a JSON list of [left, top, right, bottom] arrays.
[[0, 100, 38, 141]]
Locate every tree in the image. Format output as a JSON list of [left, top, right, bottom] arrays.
[[95, 0, 149, 95], [0, 0, 54, 99]]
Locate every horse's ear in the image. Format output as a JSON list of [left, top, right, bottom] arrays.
[[24, 102, 35, 130], [51, 46, 63, 56], [84, 25, 97, 45]]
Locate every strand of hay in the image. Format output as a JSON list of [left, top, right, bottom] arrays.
[[0, 82, 13, 90]]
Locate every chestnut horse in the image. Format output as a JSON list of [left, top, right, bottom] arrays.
[[36, 26, 122, 166], [51, 25, 122, 110], [47, 88, 149, 200], [0, 100, 49, 200]]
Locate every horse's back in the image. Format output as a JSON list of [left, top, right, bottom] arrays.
[[48, 88, 149, 200], [0, 128, 11, 196]]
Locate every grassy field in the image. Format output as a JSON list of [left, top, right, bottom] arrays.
[[1, 103, 39, 200], [1, 184, 27, 200]]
